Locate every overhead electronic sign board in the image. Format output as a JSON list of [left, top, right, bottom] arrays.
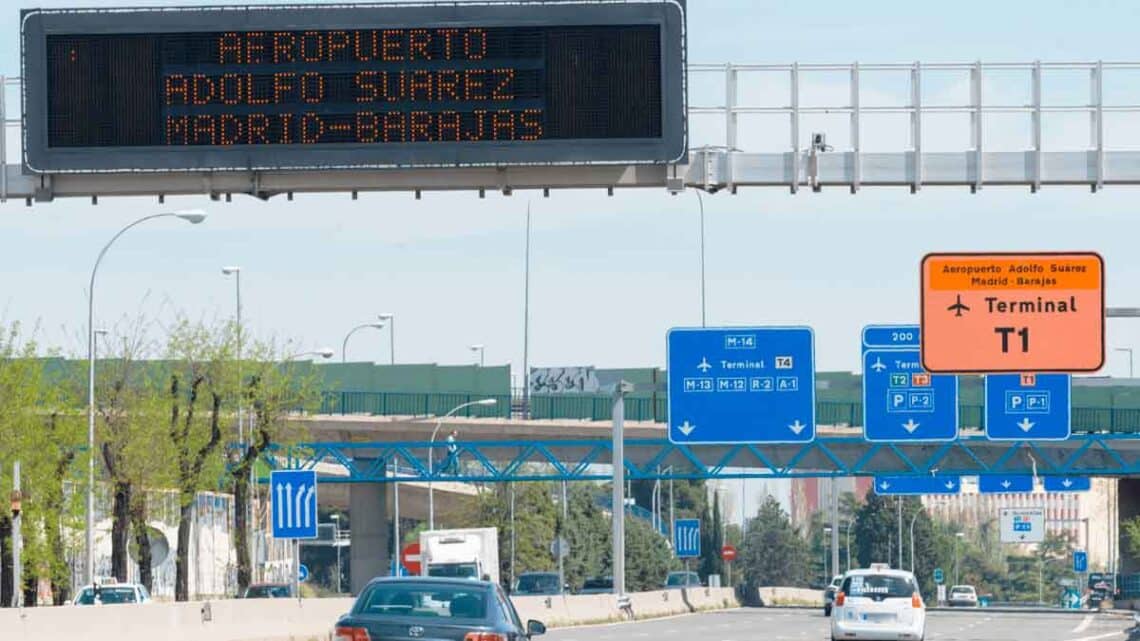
[[21, 2, 687, 172]]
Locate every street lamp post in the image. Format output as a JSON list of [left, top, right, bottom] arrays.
[[428, 398, 498, 528], [845, 521, 853, 573], [378, 313, 395, 365], [823, 526, 832, 580], [909, 509, 921, 572], [469, 344, 485, 367], [954, 531, 965, 585], [331, 514, 342, 594], [86, 210, 206, 586], [342, 322, 386, 363]]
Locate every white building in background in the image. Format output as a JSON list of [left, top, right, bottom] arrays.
[[921, 477, 1116, 571]]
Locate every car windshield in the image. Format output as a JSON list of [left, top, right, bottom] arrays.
[[357, 583, 488, 619], [245, 585, 290, 598], [75, 587, 137, 604], [841, 574, 916, 599], [427, 564, 479, 579], [516, 574, 560, 593], [666, 573, 698, 586]]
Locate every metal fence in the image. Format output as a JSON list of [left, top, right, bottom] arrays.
[[318, 390, 1140, 433]]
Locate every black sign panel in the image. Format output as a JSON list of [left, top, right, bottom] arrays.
[[21, 2, 687, 172]]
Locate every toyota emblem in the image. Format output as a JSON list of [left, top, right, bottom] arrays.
[[408, 626, 425, 638]]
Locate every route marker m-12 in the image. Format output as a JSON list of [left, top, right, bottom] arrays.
[[985, 373, 1071, 441], [862, 325, 958, 442], [667, 327, 815, 444], [271, 469, 318, 540], [920, 252, 1104, 373]]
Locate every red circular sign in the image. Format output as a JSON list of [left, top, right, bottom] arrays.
[[401, 542, 422, 575], [721, 545, 737, 562]]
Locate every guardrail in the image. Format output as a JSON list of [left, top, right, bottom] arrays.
[[318, 391, 1140, 433]]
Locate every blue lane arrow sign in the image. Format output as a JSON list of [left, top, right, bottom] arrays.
[[1074, 550, 1088, 573], [668, 327, 815, 444], [298, 563, 310, 583], [873, 475, 961, 496], [1044, 476, 1092, 492], [979, 475, 1035, 493], [862, 325, 958, 443], [271, 469, 319, 540], [985, 373, 1071, 441], [673, 519, 701, 558]]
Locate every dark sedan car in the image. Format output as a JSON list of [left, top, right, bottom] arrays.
[[336, 577, 546, 641]]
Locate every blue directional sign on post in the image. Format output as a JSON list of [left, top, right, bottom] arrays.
[[271, 469, 319, 540], [873, 475, 961, 496], [298, 564, 310, 583], [979, 475, 1035, 494], [985, 373, 1071, 441], [667, 327, 815, 444], [862, 325, 958, 442], [674, 519, 701, 558], [1074, 550, 1089, 573], [1044, 476, 1091, 493]]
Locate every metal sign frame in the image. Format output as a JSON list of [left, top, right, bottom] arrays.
[[20, 1, 688, 173]]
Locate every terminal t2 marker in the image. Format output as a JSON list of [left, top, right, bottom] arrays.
[[862, 325, 958, 442], [668, 327, 815, 444]]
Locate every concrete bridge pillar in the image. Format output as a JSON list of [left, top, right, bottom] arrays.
[[349, 477, 389, 595]]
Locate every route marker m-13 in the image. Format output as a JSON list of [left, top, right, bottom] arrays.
[[920, 252, 1104, 373]]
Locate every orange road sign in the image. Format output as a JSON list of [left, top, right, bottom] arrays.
[[921, 252, 1104, 373]]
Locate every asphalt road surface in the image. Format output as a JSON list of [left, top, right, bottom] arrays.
[[545, 608, 1135, 641]]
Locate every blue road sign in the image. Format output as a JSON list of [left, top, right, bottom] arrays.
[[298, 563, 310, 583], [873, 475, 961, 496], [674, 519, 701, 558], [862, 325, 958, 443], [1074, 550, 1088, 573], [985, 374, 1071, 441], [933, 568, 944, 584], [1044, 476, 1091, 493], [271, 469, 319, 540], [667, 327, 815, 444], [979, 474, 1035, 493]]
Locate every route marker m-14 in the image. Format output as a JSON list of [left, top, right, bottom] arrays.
[[920, 252, 1104, 373]]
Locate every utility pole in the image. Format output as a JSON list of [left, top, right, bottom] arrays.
[[830, 478, 840, 580], [558, 481, 568, 593], [11, 461, 22, 608]]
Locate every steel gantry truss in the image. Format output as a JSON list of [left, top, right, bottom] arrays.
[[5, 61, 1140, 203], [262, 434, 1140, 483]]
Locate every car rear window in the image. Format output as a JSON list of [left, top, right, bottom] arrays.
[[951, 587, 974, 594], [75, 587, 137, 604], [357, 584, 488, 619], [516, 574, 560, 593], [841, 574, 916, 599], [583, 578, 612, 590]]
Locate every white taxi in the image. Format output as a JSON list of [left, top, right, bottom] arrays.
[[830, 564, 925, 641]]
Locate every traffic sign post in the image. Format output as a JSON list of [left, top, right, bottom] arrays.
[[978, 475, 1035, 494], [862, 325, 958, 442], [984, 373, 1072, 441], [667, 327, 815, 444], [873, 475, 960, 496], [674, 519, 701, 559], [933, 568, 944, 584], [921, 252, 1105, 373], [1044, 476, 1091, 493], [721, 545, 737, 587], [1000, 507, 1045, 543]]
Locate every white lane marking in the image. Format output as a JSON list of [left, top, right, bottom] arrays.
[[1072, 615, 1094, 634], [1066, 631, 1129, 641]]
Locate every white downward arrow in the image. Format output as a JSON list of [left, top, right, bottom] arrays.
[[788, 420, 807, 435], [1001, 480, 1012, 489], [1017, 418, 1036, 432], [902, 419, 920, 434], [678, 421, 697, 436], [1062, 479, 1074, 488], [944, 481, 956, 490], [880, 481, 891, 491]]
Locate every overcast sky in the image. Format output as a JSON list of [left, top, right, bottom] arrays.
[[3, 0, 1140, 381]]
